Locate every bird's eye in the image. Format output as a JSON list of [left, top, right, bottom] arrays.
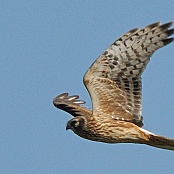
[[71, 120, 79, 128]]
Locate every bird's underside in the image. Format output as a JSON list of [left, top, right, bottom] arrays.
[[53, 22, 174, 150]]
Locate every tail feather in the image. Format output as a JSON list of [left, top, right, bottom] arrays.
[[146, 134, 174, 151]]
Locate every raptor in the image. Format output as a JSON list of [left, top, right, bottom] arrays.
[[53, 22, 174, 150]]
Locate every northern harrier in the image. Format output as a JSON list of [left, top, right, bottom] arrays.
[[53, 22, 174, 150]]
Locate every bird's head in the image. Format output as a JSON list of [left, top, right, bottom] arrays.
[[66, 117, 86, 132]]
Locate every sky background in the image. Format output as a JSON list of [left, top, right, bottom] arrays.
[[1, 1, 174, 174]]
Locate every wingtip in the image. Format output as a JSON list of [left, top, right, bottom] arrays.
[[144, 21, 173, 30], [53, 92, 86, 106]]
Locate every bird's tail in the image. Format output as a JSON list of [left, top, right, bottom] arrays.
[[145, 134, 174, 151]]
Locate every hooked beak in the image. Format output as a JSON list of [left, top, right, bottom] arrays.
[[66, 121, 71, 130]]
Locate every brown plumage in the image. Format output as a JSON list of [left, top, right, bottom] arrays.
[[53, 22, 174, 150]]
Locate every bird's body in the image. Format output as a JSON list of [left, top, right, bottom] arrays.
[[66, 112, 174, 150], [53, 22, 174, 150], [67, 115, 146, 144]]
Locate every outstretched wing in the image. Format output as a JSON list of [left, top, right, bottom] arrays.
[[53, 93, 92, 117], [84, 22, 174, 127]]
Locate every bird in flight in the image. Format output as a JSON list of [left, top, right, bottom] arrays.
[[53, 22, 174, 150]]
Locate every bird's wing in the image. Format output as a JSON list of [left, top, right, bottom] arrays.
[[84, 22, 174, 127], [53, 93, 92, 117]]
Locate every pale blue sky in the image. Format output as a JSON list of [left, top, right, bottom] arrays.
[[1, 1, 174, 174]]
